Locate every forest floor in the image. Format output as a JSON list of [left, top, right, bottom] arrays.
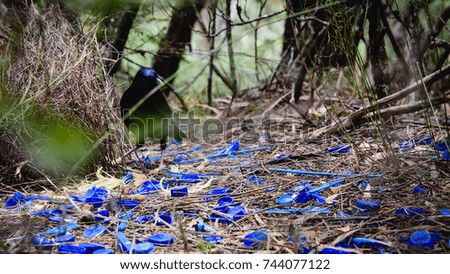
[[1, 105, 449, 254]]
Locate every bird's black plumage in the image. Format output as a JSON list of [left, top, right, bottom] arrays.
[[120, 67, 185, 151]]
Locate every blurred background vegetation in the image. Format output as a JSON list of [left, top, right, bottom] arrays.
[[0, 0, 449, 188]]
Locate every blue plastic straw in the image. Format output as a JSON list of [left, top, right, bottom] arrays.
[[268, 168, 383, 178], [177, 146, 272, 164]]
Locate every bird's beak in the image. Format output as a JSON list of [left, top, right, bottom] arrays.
[[156, 78, 163, 85]]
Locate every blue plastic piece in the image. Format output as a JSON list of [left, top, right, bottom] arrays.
[[336, 211, 350, 218], [93, 248, 113, 254], [294, 192, 311, 204], [118, 211, 135, 231], [395, 208, 427, 217], [398, 141, 415, 150], [220, 140, 240, 154], [85, 197, 104, 209], [23, 195, 53, 203], [298, 246, 311, 254], [173, 152, 191, 163], [83, 225, 106, 238], [243, 230, 268, 247], [322, 248, 351, 254], [328, 144, 351, 153], [55, 234, 76, 243], [434, 140, 449, 151], [78, 242, 105, 254], [43, 223, 78, 236], [412, 187, 427, 195], [116, 232, 132, 253], [171, 186, 188, 197], [203, 235, 224, 244], [33, 235, 55, 250], [263, 208, 298, 214], [268, 168, 383, 178], [156, 214, 174, 226], [358, 181, 369, 189], [148, 233, 175, 246], [117, 199, 140, 210], [58, 244, 86, 254], [265, 186, 278, 192], [73, 186, 109, 202], [408, 230, 440, 250], [276, 194, 294, 204], [442, 150, 450, 160], [134, 215, 154, 223], [352, 238, 389, 248], [5, 191, 24, 207], [131, 180, 168, 194], [441, 209, 450, 216], [217, 196, 234, 206], [302, 206, 332, 214], [93, 209, 110, 222], [204, 188, 231, 195], [133, 242, 156, 254], [355, 199, 381, 210], [122, 172, 134, 184]]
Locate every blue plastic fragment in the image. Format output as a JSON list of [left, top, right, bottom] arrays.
[[263, 208, 298, 214], [294, 192, 311, 204], [85, 197, 104, 209], [441, 209, 450, 216], [358, 181, 369, 189], [55, 234, 76, 243], [5, 191, 24, 207], [33, 235, 55, 250], [204, 188, 231, 195], [227, 205, 246, 221], [336, 211, 350, 218], [247, 175, 266, 186], [395, 208, 427, 217], [355, 199, 381, 210], [243, 230, 268, 247], [23, 195, 53, 203], [220, 140, 240, 154], [131, 180, 167, 194], [148, 233, 175, 246], [398, 141, 415, 150], [322, 248, 351, 254], [118, 211, 135, 231], [408, 230, 440, 250], [442, 150, 450, 160], [78, 242, 105, 254], [122, 172, 134, 184], [156, 214, 174, 226], [116, 232, 132, 253], [268, 168, 382, 178], [265, 186, 278, 192], [134, 215, 154, 223], [171, 186, 188, 197], [58, 244, 86, 254], [203, 235, 224, 244], [173, 152, 191, 163], [133, 242, 156, 254], [302, 206, 332, 214], [47, 213, 76, 224], [276, 194, 294, 204], [412, 187, 427, 195], [93, 248, 113, 254], [217, 196, 234, 206], [72, 186, 109, 202], [434, 140, 449, 151], [177, 146, 271, 164], [352, 238, 389, 248], [93, 209, 110, 222], [43, 223, 78, 236], [116, 199, 140, 210], [298, 246, 311, 254], [328, 144, 351, 153], [83, 225, 106, 238]]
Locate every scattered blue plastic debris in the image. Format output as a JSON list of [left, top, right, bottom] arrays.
[[134, 215, 153, 223], [217, 196, 234, 206], [352, 237, 389, 248], [33, 235, 54, 250], [5, 192, 24, 207], [433, 140, 449, 151], [399, 137, 433, 150], [156, 214, 174, 226], [116, 232, 132, 253], [412, 186, 428, 195], [203, 235, 224, 244], [43, 223, 78, 236], [265, 186, 278, 192], [131, 180, 167, 194], [93, 248, 113, 254], [132, 242, 156, 254], [204, 188, 231, 195], [408, 230, 440, 250], [23, 195, 53, 203], [122, 172, 134, 184], [355, 199, 381, 210], [93, 209, 110, 222], [442, 150, 450, 160], [117, 199, 140, 210], [78, 242, 105, 254], [210, 205, 246, 223], [441, 209, 450, 216], [148, 233, 174, 246], [71, 186, 109, 202], [83, 225, 106, 238], [276, 194, 294, 204], [328, 144, 351, 153], [395, 208, 427, 217], [243, 230, 268, 247], [358, 181, 369, 189], [321, 247, 351, 254]]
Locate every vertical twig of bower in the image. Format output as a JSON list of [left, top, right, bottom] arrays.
[[207, 1, 217, 106], [224, 0, 238, 117]]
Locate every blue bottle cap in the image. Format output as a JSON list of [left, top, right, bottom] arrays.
[[171, 186, 188, 197], [55, 234, 76, 243], [132, 242, 155, 254], [116, 232, 131, 253], [410, 230, 431, 245], [93, 248, 113, 254], [5, 191, 24, 207], [83, 225, 107, 238], [58, 244, 86, 254], [243, 231, 268, 247], [217, 196, 234, 206], [78, 242, 105, 254], [228, 205, 246, 221], [148, 233, 175, 246], [355, 199, 381, 210]]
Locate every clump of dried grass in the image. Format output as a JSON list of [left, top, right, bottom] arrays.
[[0, 4, 124, 189]]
